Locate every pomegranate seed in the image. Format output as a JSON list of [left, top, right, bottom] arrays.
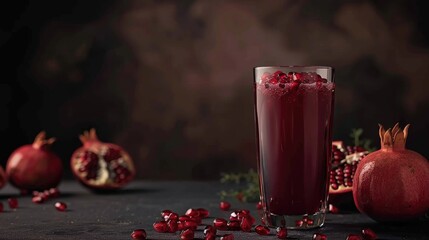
[[32, 196, 44, 204], [256, 201, 263, 210], [362, 228, 377, 240], [276, 227, 287, 239], [161, 209, 173, 218], [49, 188, 60, 198], [346, 234, 363, 240], [197, 208, 209, 218], [307, 219, 314, 225], [240, 216, 252, 232], [189, 216, 202, 224], [104, 147, 122, 162], [261, 72, 271, 82], [219, 201, 231, 211], [230, 211, 239, 221], [165, 212, 178, 221], [184, 220, 198, 230], [204, 225, 217, 235], [153, 220, 168, 233], [293, 72, 303, 80], [295, 219, 304, 227], [185, 208, 200, 218], [54, 202, 67, 211], [255, 225, 270, 235], [205, 233, 216, 240], [213, 218, 228, 230], [32, 191, 41, 196], [8, 198, 18, 209], [313, 233, 328, 240], [290, 80, 301, 91], [177, 221, 185, 231], [227, 220, 240, 230], [0, 202, 3, 212], [131, 229, 146, 240], [329, 204, 340, 214], [180, 229, 194, 240], [179, 215, 190, 221], [220, 234, 234, 240], [167, 219, 178, 232]]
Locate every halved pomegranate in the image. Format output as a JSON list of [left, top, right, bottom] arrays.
[[70, 129, 135, 191], [329, 141, 368, 208]]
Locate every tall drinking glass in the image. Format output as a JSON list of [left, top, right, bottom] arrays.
[[254, 66, 335, 229]]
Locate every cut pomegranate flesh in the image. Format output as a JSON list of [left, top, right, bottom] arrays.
[[276, 227, 287, 239], [8, 198, 18, 209], [70, 129, 135, 190], [313, 233, 328, 240], [255, 225, 270, 235], [131, 229, 146, 240]]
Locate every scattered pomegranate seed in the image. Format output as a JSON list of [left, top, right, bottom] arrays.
[[362, 228, 377, 240], [130, 229, 146, 240], [255, 225, 270, 235], [8, 198, 18, 209], [240, 216, 252, 232], [161, 209, 173, 218], [213, 218, 228, 230], [189, 216, 202, 225], [329, 204, 340, 214], [180, 229, 194, 240], [32, 196, 44, 204], [49, 188, 60, 198], [179, 215, 190, 221], [167, 219, 178, 232], [219, 201, 231, 211], [54, 202, 67, 212], [153, 220, 168, 233], [0, 202, 3, 212], [346, 234, 363, 240], [184, 220, 198, 230], [295, 219, 304, 227], [276, 227, 287, 239], [220, 233, 234, 240], [204, 225, 217, 235], [197, 208, 210, 218], [313, 233, 328, 240], [177, 221, 185, 231], [165, 212, 178, 221], [307, 219, 314, 225], [227, 220, 240, 230], [256, 201, 263, 210], [185, 208, 200, 218]]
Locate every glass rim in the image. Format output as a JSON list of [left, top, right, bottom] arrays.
[[254, 66, 333, 71]]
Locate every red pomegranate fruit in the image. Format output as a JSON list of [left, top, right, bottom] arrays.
[[6, 132, 63, 191], [329, 140, 368, 208], [70, 129, 135, 191], [353, 123, 429, 222], [0, 165, 6, 189]]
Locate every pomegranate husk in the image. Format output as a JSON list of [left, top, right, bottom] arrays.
[[70, 129, 135, 191], [353, 123, 429, 222], [0, 165, 6, 189]]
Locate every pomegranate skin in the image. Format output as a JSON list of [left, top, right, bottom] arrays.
[[353, 124, 429, 222], [6, 133, 62, 191]]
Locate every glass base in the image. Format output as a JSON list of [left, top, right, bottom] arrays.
[[262, 211, 326, 230]]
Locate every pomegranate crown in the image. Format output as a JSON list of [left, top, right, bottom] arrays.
[[33, 131, 56, 149], [79, 128, 100, 144], [378, 123, 410, 150]]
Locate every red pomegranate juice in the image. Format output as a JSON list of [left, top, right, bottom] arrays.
[[254, 69, 335, 222]]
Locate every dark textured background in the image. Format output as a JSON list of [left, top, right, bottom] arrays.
[[1, 0, 429, 180]]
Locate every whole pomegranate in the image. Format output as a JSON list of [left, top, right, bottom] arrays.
[[6, 132, 63, 191], [353, 123, 429, 221], [0, 165, 6, 189], [70, 129, 135, 190]]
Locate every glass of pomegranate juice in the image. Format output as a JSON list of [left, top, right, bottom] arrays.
[[254, 66, 335, 229]]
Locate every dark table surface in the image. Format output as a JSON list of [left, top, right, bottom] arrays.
[[0, 181, 428, 240]]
